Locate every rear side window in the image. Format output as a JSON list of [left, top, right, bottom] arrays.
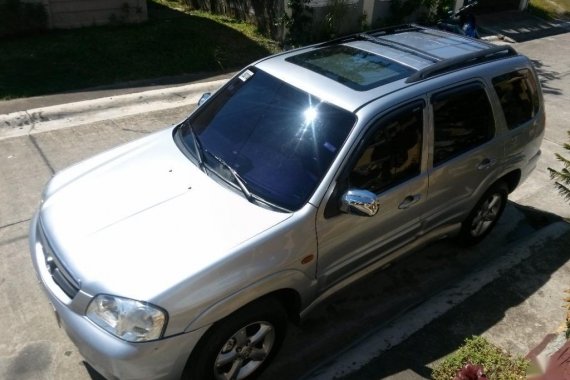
[[432, 84, 495, 166], [493, 69, 540, 130]]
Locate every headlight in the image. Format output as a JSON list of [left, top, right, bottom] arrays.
[[86, 294, 167, 342]]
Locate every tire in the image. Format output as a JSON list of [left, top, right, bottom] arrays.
[[457, 181, 508, 246], [183, 297, 287, 380]]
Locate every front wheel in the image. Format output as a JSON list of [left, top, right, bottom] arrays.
[[183, 298, 287, 380], [457, 181, 508, 246]]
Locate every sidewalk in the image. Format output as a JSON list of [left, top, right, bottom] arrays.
[[478, 10, 570, 42], [0, 71, 236, 115], [0, 73, 233, 141]]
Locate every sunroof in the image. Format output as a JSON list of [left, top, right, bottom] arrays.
[[286, 45, 415, 91]]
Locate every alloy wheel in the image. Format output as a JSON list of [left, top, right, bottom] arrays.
[[470, 193, 503, 237], [214, 321, 275, 380]]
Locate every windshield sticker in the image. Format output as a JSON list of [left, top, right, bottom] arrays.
[[323, 142, 337, 153], [239, 70, 254, 82]]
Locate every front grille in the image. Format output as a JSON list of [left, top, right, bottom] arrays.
[[38, 222, 80, 299]]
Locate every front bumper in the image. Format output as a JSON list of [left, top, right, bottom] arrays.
[[29, 213, 208, 380]]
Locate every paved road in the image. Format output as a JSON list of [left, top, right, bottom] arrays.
[[508, 33, 570, 217], [0, 33, 569, 380], [0, 106, 190, 380]]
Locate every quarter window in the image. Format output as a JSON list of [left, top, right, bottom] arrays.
[[350, 103, 423, 193], [493, 69, 539, 130], [432, 84, 495, 166]]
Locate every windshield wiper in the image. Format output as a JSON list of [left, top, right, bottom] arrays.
[[205, 151, 290, 212], [185, 123, 205, 172], [207, 152, 254, 202]]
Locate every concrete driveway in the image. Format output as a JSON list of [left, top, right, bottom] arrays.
[[0, 32, 569, 380]]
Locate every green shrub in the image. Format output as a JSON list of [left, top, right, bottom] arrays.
[[322, 0, 351, 39], [0, 0, 48, 38], [529, 0, 570, 20], [432, 336, 529, 380], [376, 0, 452, 27], [564, 289, 570, 339], [548, 131, 570, 203], [281, 0, 313, 47]]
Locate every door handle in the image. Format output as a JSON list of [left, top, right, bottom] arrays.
[[477, 158, 497, 170], [398, 194, 421, 209]]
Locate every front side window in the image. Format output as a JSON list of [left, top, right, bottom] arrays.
[[432, 84, 495, 166], [349, 102, 423, 193], [177, 68, 356, 211], [493, 69, 540, 130]]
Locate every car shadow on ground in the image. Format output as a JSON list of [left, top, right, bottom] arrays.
[[531, 59, 564, 96], [340, 225, 570, 379], [83, 363, 105, 380], [257, 202, 566, 380]]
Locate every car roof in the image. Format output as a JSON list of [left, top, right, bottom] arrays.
[[255, 25, 517, 112]]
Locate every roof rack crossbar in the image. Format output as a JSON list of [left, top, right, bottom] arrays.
[[318, 25, 440, 63], [367, 31, 443, 61], [364, 24, 421, 36], [406, 45, 518, 83], [417, 27, 471, 40], [318, 24, 419, 47], [357, 33, 441, 62]]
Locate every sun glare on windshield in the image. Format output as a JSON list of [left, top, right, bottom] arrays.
[[304, 107, 318, 124]]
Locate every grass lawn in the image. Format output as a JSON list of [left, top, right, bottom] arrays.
[[529, 0, 570, 19], [0, 1, 280, 100], [432, 336, 529, 380]]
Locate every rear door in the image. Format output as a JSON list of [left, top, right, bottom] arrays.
[[422, 82, 502, 231], [491, 69, 544, 173]]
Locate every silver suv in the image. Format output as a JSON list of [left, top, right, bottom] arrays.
[[30, 25, 544, 380]]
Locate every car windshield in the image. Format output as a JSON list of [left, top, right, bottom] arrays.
[[178, 68, 356, 211]]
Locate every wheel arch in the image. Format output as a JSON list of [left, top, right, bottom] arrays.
[[499, 169, 521, 193], [183, 294, 292, 380], [184, 270, 310, 333], [264, 288, 302, 324], [458, 177, 509, 246]]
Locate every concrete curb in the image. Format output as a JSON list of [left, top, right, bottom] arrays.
[[0, 78, 229, 141], [303, 221, 570, 380]]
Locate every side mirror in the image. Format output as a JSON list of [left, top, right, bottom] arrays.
[[198, 92, 211, 106], [340, 189, 379, 217]]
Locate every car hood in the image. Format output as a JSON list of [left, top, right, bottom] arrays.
[[39, 127, 292, 300]]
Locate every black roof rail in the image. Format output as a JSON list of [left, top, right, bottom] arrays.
[[318, 24, 440, 63], [406, 45, 518, 83]]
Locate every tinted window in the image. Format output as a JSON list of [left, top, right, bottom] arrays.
[[350, 103, 423, 193], [493, 69, 539, 129], [180, 68, 356, 211], [432, 85, 494, 166], [286, 46, 415, 91]]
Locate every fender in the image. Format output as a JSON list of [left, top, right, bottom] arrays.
[[185, 269, 317, 332]]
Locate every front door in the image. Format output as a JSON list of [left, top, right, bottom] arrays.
[[315, 100, 428, 291]]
